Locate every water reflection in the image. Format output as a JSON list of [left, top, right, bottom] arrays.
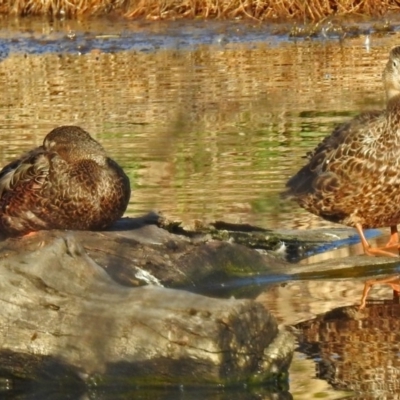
[[296, 304, 400, 399], [258, 275, 400, 398], [0, 19, 395, 232]]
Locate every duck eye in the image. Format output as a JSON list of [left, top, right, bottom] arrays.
[[394, 60, 398, 68]]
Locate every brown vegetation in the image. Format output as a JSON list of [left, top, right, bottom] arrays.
[[0, 0, 399, 20]]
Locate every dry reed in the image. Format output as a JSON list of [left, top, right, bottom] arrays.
[[0, 0, 399, 20]]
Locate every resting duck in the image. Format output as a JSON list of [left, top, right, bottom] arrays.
[[0, 126, 131, 236], [283, 46, 400, 308]]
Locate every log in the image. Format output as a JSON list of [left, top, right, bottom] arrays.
[[18, 215, 288, 289], [0, 229, 294, 388]]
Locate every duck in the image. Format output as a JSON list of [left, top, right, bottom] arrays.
[[283, 46, 400, 308], [283, 46, 400, 257], [0, 125, 131, 236]]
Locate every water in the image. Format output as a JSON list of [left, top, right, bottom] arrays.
[[1, 15, 400, 399], [0, 17, 389, 232]]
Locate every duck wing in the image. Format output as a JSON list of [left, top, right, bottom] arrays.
[[305, 110, 382, 160], [0, 147, 51, 235], [284, 110, 383, 198], [0, 147, 49, 199]]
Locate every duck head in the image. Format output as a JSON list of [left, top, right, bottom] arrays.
[[43, 126, 107, 165], [383, 46, 400, 101]]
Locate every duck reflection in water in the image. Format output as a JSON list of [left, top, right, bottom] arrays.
[[282, 46, 400, 308]]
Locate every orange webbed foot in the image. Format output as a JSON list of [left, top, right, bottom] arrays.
[[355, 224, 400, 309], [355, 223, 400, 257], [363, 247, 400, 257]]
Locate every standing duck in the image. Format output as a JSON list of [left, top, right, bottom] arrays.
[[283, 46, 400, 308], [283, 46, 400, 258], [0, 126, 131, 236]]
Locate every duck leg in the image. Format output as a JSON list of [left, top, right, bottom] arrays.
[[385, 225, 400, 248], [357, 225, 400, 309], [359, 275, 400, 310], [355, 223, 400, 257]]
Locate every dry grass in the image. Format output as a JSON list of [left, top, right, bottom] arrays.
[[0, 0, 399, 20]]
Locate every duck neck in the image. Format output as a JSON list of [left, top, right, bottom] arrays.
[[387, 94, 400, 112], [386, 95, 400, 143]]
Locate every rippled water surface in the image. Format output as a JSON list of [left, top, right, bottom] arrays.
[[3, 16, 400, 400], [0, 17, 396, 232]]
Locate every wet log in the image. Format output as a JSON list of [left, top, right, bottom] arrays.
[[1, 213, 394, 392], [158, 217, 363, 262], [0, 228, 294, 388], [26, 214, 289, 289]]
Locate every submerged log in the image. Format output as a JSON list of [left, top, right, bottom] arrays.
[[0, 222, 294, 388]]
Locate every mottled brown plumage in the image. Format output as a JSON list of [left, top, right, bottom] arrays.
[[284, 46, 400, 258], [0, 126, 131, 236]]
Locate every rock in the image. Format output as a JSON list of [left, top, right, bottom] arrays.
[[31, 215, 289, 288], [2, 214, 392, 392], [0, 230, 295, 388]]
